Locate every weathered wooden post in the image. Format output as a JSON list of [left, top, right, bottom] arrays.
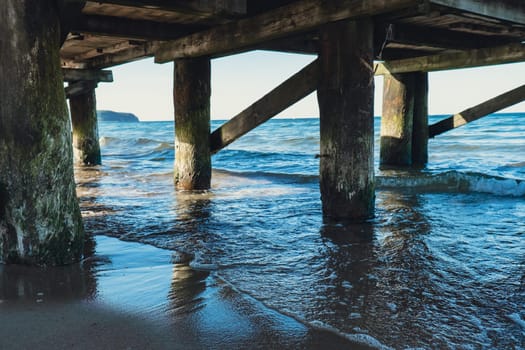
[[69, 85, 102, 165], [411, 72, 429, 166], [0, 0, 84, 265], [173, 58, 211, 190], [317, 19, 375, 222], [380, 72, 415, 167]]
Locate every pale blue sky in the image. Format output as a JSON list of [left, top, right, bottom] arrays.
[[96, 50, 525, 121]]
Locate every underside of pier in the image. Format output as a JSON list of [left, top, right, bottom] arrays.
[[1, 0, 524, 264]]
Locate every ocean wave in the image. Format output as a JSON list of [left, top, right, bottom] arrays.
[[377, 171, 525, 197], [154, 142, 173, 151], [213, 168, 318, 184], [213, 168, 524, 197], [99, 136, 121, 146]]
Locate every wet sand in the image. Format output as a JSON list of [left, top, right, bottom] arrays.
[[0, 236, 373, 350]]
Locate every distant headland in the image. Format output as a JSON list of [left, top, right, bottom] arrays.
[[97, 110, 140, 122]]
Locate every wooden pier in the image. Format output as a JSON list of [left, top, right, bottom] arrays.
[[1, 0, 524, 264]]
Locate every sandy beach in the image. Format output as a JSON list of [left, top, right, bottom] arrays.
[[0, 235, 372, 349]]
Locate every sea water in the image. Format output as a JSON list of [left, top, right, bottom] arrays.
[[76, 113, 525, 349]]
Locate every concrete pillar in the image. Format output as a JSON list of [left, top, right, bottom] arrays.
[[412, 72, 429, 166], [69, 87, 102, 165], [173, 58, 211, 190], [317, 19, 375, 222], [380, 72, 415, 167], [0, 0, 84, 265]]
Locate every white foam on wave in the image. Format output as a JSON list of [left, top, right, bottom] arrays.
[[308, 320, 393, 350], [468, 175, 525, 197], [377, 171, 525, 197]]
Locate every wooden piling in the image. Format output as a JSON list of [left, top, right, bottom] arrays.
[[317, 19, 375, 222], [380, 72, 415, 167], [0, 0, 84, 265], [69, 87, 102, 165], [411, 72, 429, 166], [173, 58, 211, 190]]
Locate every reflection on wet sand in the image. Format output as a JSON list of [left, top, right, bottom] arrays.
[[316, 192, 435, 348], [0, 234, 369, 349]]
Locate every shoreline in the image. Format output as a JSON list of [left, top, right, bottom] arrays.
[[0, 235, 374, 349]]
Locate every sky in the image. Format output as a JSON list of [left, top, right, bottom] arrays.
[[95, 50, 525, 122]]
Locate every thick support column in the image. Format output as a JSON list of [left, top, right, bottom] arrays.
[[0, 1, 84, 265], [69, 87, 102, 165], [411, 72, 429, 166], [380, 72, 415, 167], [318, 19, 375, 222], [173, 58, 211, 190]]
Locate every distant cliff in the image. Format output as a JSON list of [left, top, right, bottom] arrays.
[[97, 110, 140, 122]]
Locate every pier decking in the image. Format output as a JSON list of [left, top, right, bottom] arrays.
[[60, 1, 525, 69], [1, 0, 524, 264]]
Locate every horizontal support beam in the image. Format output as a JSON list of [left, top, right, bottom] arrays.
[[70, 0, 246, 16], [378, 23, 515, 54], [71, 15, 202, 40], [429, 84, 525, 137], [155, 0, 420, 62], [430, 0, 525, 25], [210, 59, 319, 154], [65, 80, 98, 99], [375, 42, 525, 74], [68, 41, 162, 69], [62, 68, 113, 82]]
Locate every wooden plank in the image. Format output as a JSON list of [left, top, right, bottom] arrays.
[[65, 80, 98, 98], [210, 59, 319, 154], [78, 41, 162, 69], [72, 15, 201, 40], [429, 84, 525, 137], [375, 42, 525, 74], [379, 23, 515, 52], [79, 0, 246, 16], [155, 0, 420, 62], [62, 68, 113, 82], [430, 0, 525, 25]]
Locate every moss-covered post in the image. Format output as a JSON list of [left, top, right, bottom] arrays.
[[380, 72, 415, 167], [317, 19, 375, 222], [173, 58, 211, 190], [411, 72, 429, 166], [69, 86, 102, 165], [0, 0, 84, 265]]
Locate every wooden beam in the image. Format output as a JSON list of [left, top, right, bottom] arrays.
[[62, 68, 113, 82], [71, 40, 137, 61], [65, 80, 98, 99], [429, 84, 525, 137], [375, 42, 525, 74], [377, 23, 515, 54], [209, 59, 318, 154], [71, 15, 202, 40], [155, 0, 420, 62], [56, 0, 86, 44], [74, 41, 162, 69], [80, 0, 246, 16], [430, 0, 525, 25]]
